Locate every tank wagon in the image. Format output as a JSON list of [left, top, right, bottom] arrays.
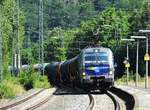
[[45, 47, 114, 90]]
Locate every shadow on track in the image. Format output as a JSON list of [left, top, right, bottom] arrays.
[[109, 87, 135, 110], [53, 86, 105, 95]]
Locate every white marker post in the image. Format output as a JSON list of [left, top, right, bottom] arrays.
[[139, 30, 150, 88], [131, 36, 146, 87]]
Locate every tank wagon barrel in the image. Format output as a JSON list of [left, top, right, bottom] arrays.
[[44, 56, 81, 86]]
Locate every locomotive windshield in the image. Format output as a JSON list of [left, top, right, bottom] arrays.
[[84, 52, 108, 62]]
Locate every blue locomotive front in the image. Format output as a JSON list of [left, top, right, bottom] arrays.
[[80, 47, 114, 89]]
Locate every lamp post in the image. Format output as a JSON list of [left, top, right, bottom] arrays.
[[121, 39, 135, 85], [131, 36, 146, 87], [139, 30, 149, 88]]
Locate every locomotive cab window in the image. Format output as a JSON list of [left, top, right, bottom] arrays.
[[84, 52, 108, 62]]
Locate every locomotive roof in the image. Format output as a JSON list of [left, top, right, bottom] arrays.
[[82, 47, 112, 53]]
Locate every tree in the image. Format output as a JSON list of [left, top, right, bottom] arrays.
[[67, 7, 129, 58], [43, 27, 78, 62], [0, 0, 25, 77]]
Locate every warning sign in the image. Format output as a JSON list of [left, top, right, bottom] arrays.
[[144, 53, 150, 61], [125, 62, 130, 68]]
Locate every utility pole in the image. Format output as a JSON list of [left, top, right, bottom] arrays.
[[145, 38, 149, 88], [61, 32, 64, 49], [27, 35, 31, 66], [139, 30, 150, 88], [39, 0, 44, 75], [12, 0, 16, 75], [127, 43, 129, 84], [17, 0, 21, 73], [121, 38, 135, 85], [131, 36, 146, 87], [136, 40, 139, 87], [0, 15, 3, 80]]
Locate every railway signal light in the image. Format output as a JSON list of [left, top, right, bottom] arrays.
[[144, 53, 150, 61], [125, 62, 130, 68]]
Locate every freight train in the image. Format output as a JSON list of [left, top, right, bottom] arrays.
[[44, 47, 114, 90], [9, 47, 114, 90]]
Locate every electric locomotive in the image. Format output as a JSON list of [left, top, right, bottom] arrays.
[[80, 47, 114, 89], [44, 47, 114, 90]]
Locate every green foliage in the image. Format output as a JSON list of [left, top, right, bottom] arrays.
[[18, 70, 36, 90], [18, 70, 50, 90], [0, 69, 50, 99], [20, 0, 96, 44], [114, 0, 143, 10], [21, 47, 33, 64], [33, 75, 50, 88], [44, 27, 78, 62], [67, 7, 129, 58], [0, 77, 25, 99], [0, 0, 150, 90], [0, 0, 25, 77], [56, 47, 67, 61]]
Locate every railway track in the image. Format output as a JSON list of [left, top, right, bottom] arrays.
[[53, 86, 133, 110], [0, 86, 135, 110], [86, 91, 121, 110], [25, 90, 53, 110], [0, 88, 55, 110], [86, 86, 135, 110], [86, 93, 94, 110], [106, 91, 121, 110]]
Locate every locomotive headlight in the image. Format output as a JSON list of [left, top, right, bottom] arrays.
[[82, 72, 86, 79], [109, 71, 113, 75], [109, 68, 113, 75], [82, 72, 86, 76]]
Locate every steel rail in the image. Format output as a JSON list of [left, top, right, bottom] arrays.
[[106, 91, 121, 110], [26, 93, 53, 110], [109, 87, 136, 110], [63, 86, 95, 110], [86, 93, 94, 110], [0, 89, 45, 110], [86, 89, 121, 110], [61, 86, 94, 110]]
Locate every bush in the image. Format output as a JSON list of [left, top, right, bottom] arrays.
[[0, 77, 25, 99], [33, 75, 50, 88], [18, 70, 50, 90], [0, 69, 50, 99], [115, 71, 143, 85], [18, 70, 36, 90]]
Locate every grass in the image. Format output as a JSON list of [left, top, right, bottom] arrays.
[[115, 74, 150, 89], [0, 76, 25, 99], [0, 70, 51, 99]]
